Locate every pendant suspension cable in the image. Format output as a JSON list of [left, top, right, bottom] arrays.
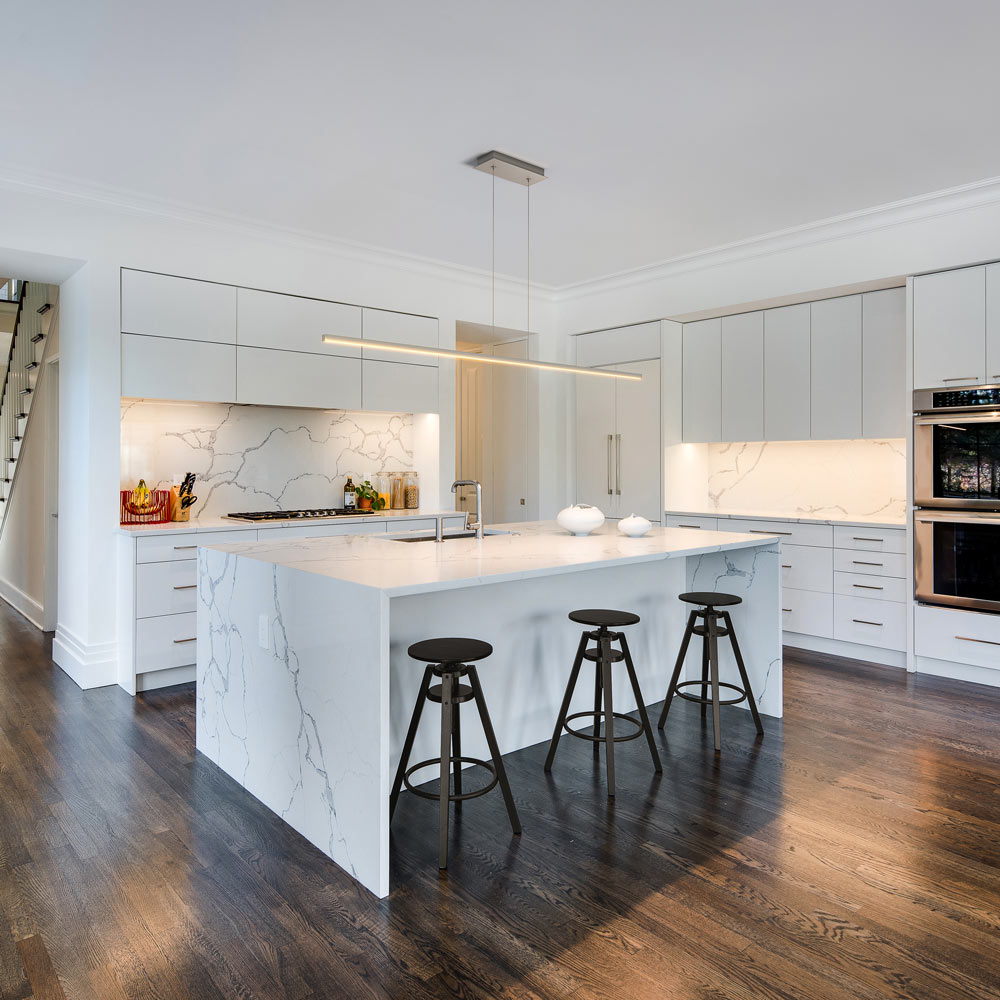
[[526, 178, 530, 334], [491, 165, 496, 336]]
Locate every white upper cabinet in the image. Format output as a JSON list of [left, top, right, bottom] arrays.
[[236, 346, 362, 410], [122, 270, 236, 344], [721, 312, 764, 441], [362, 359, 438, 413], [237, 288, 361, 358], [810, 295, 862, 440], [122, 334, 236, 402], [987, 263, 1000, 384], [575, 323, 661, 368], [682, 319, 722, 442], [764, 303, 811, 440], [913, 265, 986, 389], [362, 308, 438, 366], [862, 288, 906, 438]]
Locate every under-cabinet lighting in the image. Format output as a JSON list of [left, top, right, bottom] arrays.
[[320, 336, 643, 381]]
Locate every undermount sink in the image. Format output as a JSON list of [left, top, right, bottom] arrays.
[[392, 529, 513, 543]]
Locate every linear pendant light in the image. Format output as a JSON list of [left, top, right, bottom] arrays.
[[320, 335, 643, 380], [319, 150, 642, 382]]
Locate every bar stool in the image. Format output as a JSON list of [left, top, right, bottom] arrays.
[[657, 592, 764, 752], [390, 637, 521, 869], [545, 609, 662, 797]]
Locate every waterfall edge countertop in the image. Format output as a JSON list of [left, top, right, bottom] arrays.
[[199, 520, 780, 596]]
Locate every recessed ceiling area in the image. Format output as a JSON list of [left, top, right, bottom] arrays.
[[5, 1, 1000, 287]]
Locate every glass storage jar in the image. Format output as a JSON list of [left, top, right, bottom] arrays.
[[403, 471, 419, 509], [373, 473, 391, 510], [390, 472, 406, 509]]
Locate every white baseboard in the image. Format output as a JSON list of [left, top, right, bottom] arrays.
[[0, 577, 44, 630], [784, 631, 907, 668], [52, 624, 117, 689], [915, 655, 1000, 688], [136, 664, 195, 692]]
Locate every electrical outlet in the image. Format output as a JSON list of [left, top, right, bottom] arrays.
[[258, 614, 269, 650]]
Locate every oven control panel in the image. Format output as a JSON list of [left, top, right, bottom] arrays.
[[915, 384, 1000, 413]]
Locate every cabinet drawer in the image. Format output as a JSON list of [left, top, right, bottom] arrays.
[[780, 544, 833, 593], [833, 549, 906, 578], [236, 346, 362, 410], [728, 518, 833, 548], [833, 525, 905, 554], [135, 613, 198, 672], [781, 588, 833, 638], [136, 561, 197, 618], [915, 604, 1000, 669], [834, 595, 906, 651], [135, 530, 252, 564], [834, 572, 907, 603], [121, 334, 236, 403], [666, 514, 718, 531]]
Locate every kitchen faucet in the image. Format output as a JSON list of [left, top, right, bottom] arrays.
[[451, 480, 484, 539]]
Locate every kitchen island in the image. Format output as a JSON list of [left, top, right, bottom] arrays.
[[196, 521, 782, 897]]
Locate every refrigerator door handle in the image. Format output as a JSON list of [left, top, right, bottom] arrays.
[[607, 435, 613, 494], [615, 433, 622, 495]]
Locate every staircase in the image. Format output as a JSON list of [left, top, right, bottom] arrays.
[[0, 281, 54, 512]]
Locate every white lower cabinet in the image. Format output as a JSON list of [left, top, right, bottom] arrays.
[[833, 549, 907, 577], [665, 514, 718, 531], [136, 560, 198, 618], [915, 605, 1000, 670], [122, 334, 236, 402], [135, 614, 198, 674], [834, 571, 907, 603], [362, 359, 438, 413], [781, 588, 833, 638], [780, 544, 833, 593], [833, 594, 906, 651]]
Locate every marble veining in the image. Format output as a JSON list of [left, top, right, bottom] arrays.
[[121, 399, 413, 519]]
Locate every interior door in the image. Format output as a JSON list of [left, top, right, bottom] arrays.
[[615, 358, 662, 522], [575, 369, 616, 511]]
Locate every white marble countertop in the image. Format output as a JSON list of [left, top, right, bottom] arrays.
[[201, 520, 779, 597], [117, 508, 463, 536], [666, 508, 905, 530]]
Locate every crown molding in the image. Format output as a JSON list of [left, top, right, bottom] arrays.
[[553, 174, 1000, 302], [0, 163, 559, 301]]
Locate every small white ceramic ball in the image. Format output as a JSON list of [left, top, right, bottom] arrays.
[[556, 504, 606, 536], [617, 513, 652, 537]]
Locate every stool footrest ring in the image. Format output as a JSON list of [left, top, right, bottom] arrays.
[[402, 756, 499, 802], [563, 710, 643, 743], [674, 679, 748, 707]]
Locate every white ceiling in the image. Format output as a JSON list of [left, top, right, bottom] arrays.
[[5, 1, 1000, 287]]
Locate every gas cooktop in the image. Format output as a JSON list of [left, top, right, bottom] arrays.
[[225, 508, 379, 522]]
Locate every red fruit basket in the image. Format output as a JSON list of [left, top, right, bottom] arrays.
[[120, 489, 171, 525]]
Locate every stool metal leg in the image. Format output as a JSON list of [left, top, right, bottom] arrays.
[[658, 610, 699, 729], [618, 633, 662, 773], [390, 664, 433, 821], [544, 631, 588, 772], [438, 671, 454, 869], [592, 657, 602, 758], [722, 610, 764, 736], [700, 627, 710, 718], [600, 634, 616, 798], [468, 666, 521, 834], [706, 613, 722, 752], [452, 699, 463, 808]]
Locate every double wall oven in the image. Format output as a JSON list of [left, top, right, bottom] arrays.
[[914, 385, 1000, 613]]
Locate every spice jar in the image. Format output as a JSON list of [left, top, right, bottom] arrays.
[[373, 473, 391, 510], [403, 471, 419, 509], [390, 472, 405, 509]]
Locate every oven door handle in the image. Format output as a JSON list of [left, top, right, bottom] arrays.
[[914, 411, 1000, 426]]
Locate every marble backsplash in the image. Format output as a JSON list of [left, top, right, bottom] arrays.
[[665, 439, 907, 522], [121, 400, 414, 519]]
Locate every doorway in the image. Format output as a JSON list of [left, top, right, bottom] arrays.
[[455, 324, 530, 525]]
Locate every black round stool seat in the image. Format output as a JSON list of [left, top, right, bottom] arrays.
[[568, 609, 641, 628], [679, 592, 742, 608], [408, 637, 493, 664]]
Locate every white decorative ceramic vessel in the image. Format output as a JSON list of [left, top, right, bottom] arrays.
[[556, 504, 606, 536], [618, 513, 652, 537]]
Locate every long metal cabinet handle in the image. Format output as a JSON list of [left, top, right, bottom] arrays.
[[607, 435, 613, 495], [956, 635, 1000, 646], [615, 433, 621, 495], [852, 536, 885, 542], [853, 619, 884, 626], [750, 529, 792, 535], [173, 585, 197, 591], [173, 637, 196, 644], [853, 583, 883, 590], [941, 376, 978, 382]]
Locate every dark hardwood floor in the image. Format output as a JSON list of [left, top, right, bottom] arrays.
[[2, 600, 999, 999]]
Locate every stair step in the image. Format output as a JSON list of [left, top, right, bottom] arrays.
[[18, 387, 32, 395], [24, 361, 38, 371], [30, 333, 44, 344], [11, 436, 21, 443], [36, 303, 51, 315]]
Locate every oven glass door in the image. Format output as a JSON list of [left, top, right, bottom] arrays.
[[916, 515, 1000, 611], [915, 414, 1000, 507]]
